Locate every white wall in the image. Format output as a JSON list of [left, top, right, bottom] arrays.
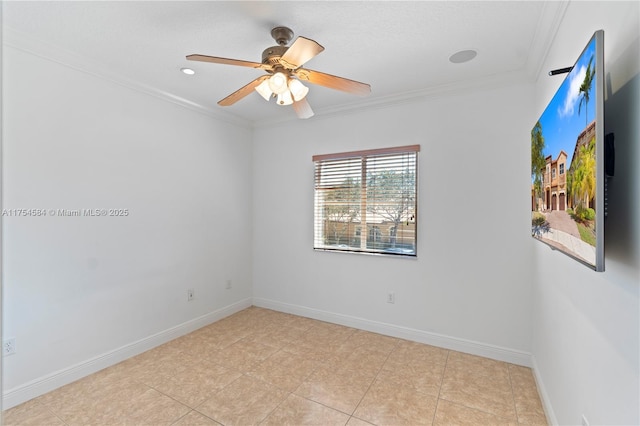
[[531, 2, 640, 425], [0, 0, 4, 416], [3, 3, 638, 422], [253, 81, 535, 362], [2, 46, 253, 406]]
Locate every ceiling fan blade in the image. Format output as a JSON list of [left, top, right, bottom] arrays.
[[187, 54, 269, 70], [293, 98, 314, 119], [279, 37, 324, 69], [218, 75, 269, 106], [294, 68, 370, 96]]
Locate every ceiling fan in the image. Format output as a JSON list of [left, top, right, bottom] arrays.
[[186, 26, 371, 119]]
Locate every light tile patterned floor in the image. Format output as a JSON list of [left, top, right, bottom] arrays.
[[3, 307, 548, 425]]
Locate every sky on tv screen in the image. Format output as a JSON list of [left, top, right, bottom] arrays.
[[537, 37, 596, 167]]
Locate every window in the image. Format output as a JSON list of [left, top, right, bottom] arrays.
[[559, 163, 565, 174], [552, 168, 556, 179], [313, 145, 419, 256]]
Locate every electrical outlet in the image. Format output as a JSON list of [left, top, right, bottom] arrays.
[[226, 280, 232, 290], [187, 288, 194, 301], [387, 292, 395, 304], [3, 338, 16, 356]]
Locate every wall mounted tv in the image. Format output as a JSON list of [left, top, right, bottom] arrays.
[[531, 30, 604, 271]]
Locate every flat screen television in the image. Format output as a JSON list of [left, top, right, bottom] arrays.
[[531, 30, 604, 271]]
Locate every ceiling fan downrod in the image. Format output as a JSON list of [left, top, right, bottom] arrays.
[[270, 26, 294, 46]]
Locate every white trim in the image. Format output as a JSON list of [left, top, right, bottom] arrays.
[[2, 23, 534, 132], [0, 0, 4, 418], [253, 69, 529, 129], [4, 6, 569, 132], [526, 1, 571, 83], [252, 297, 532, 367], [2, 26, 251, 129], [531, 354, 559, 425], [2, 298, 252, 410], [5, 22, 531, 132]]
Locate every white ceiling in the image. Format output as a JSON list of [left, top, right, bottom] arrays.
[[3, 1, 567, 126]]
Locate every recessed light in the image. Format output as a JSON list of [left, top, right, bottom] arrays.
[[449, 49, 478, 64], [180, 67, 195, 75]]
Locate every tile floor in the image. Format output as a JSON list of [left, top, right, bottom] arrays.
[[3, 307, 548, 425]]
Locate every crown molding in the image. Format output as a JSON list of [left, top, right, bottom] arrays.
[[525, 1, 570, 83], [253, 68, 529, 129], [5, 4, 565, 132], [3, 26, 251, 129], [252, 2, 570, 130]]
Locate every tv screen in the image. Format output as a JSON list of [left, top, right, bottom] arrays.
[[531, 30, 604, 271]]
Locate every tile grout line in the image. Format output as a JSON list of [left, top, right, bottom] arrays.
[[141, 381, 201, 424], [431, 349, 451, 425], [190, 405, 226, 425], [348, 336, 402, 423], [189, 371, 247, 425], [291, 328, 364, 419], [39, 399, 70, 426], [436, 354, 523, 424], [507, 364, 522, 425], [271, 323, 360, 423], [255, 390, 293, 425], [169, 409, 195, 425], [5, 308, 547, 425], [214, 323, 344, 424]]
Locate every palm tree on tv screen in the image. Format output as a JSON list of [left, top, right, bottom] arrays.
[[571, 138, 596, 209], [578, 56, 595, 126], [531, 121, 546, 210]]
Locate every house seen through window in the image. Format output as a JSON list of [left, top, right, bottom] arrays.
[[313, 145, 419, 256]]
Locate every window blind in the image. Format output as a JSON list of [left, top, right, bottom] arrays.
[[313, 145, 419, 256]]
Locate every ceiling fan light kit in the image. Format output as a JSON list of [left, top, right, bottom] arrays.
[[255, 79, 273, 101], [253, 70, 309, 105], [267, 71, 289, 94], [277, 90, 294, 106], [288, 78, 309, 101], [186, 26, 371, 119]]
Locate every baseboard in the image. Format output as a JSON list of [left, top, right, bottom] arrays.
[[2, 298, 252, 410], [252, 297, 533, 367], [531, 354, 558, 425]]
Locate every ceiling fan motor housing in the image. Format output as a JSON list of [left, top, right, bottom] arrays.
[[262, 45, 288, 68]]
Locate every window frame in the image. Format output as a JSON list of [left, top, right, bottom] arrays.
[[312, 145, 419, 257]]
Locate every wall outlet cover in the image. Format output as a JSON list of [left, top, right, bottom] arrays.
[[3, 338, 16, 356]]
